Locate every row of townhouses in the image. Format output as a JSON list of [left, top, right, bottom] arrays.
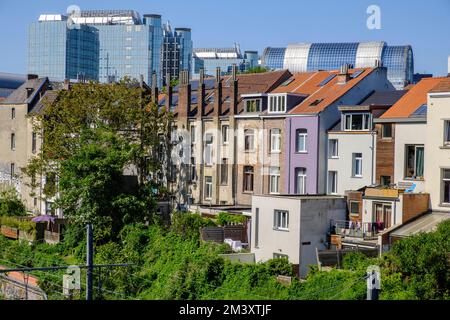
[[1, 60, 450, 277]]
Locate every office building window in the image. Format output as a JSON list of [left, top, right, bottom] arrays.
[[444, 121, 450, 146], [204, 133, 213, 165], [245, 99, 261, 112], [11, 108, 15, 119], [269, 167, 280, 194], [328, 139, 338, 158], [270, 129, 281, 152], [373, 203, 392, 229], [296, 129, 307, 152], [328, 171, 337, 194], [381, 123, 392, 139], [244, 129, 254, 151], [273, 210, 289, 230], [295, 167, 307, 194], [405, 145, 424, 179], [349, 201, 359, 215], [442, 169, 450, 204], [344, 113, 371, 131], [222, 125, 229, 144], [352, 153, 363, 177], [204, 176, 212, 200], [254, 208, 259, 247], [269, 95, 286, 113], [190, 125, 196, 143], [220, 158, 228, 185], [243, 166, 254, 192], [10, 133, 15, 150], [32, 132, 37, 154]]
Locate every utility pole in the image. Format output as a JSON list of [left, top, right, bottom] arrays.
[[86, 223, 93, 301], [367, 268, 380, 300]]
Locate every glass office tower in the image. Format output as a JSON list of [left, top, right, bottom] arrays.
[[28, 10, 188, 86], [28, 18, 99, 81], [261, 42, 414, 89], [191, 45, 259, 79]]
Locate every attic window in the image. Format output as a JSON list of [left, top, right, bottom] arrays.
[[319, 74, 336, 86], [309, 99, 324, 106], [351, 70, 364, 79], [280, 78, 294, 86]]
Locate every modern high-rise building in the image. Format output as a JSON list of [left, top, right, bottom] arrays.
[[191, 44, 259, 79], [262, 42, 414, 89], [161, 22, 192, 85], [28, 10, 191, 86]]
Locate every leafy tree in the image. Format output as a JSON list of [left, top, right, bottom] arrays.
[[242, 66, 269, 74], [0, 188, 26, 216]]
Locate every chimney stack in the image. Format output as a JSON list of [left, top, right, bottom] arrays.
[[178, 70, 191, 118], [337, 64, 351, 84], [375, 59, 383, 68], [165, 72, 172, 112], [230, 64, 238, 115], [27, 74, 38, 80], [151, 72, 158, 103], [197, 68, 206, 118], [214, 67, 222, 116]]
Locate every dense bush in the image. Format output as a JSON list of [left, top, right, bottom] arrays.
[[0, 188, 26, 217]]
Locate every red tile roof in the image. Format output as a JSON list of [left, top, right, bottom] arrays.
[[380, 77, 448, 119], [429, 77, 450, 93], [283, 68, 375, 114]]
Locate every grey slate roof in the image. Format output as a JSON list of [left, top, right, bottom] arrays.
[[359, 90, 408, 106], [0, 72, 26, 89], [2, 78, 47, 105]]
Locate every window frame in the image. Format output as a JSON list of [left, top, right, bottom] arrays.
[[244, 129, 255, 152], [190, 125, 196, 144], [268, 94, 287, 113], [343, 113, 371, 131], [381, 123, 393, 139], [270, 128, 281, 153], [243, 166, 254, 192], [295, 167, 307, 194], [352, 153, 363, 177], [220, 158, 228, 185], [349, 201, 360, 215], [11, 108, 15, 119], [441, 168, 450, 205], [273, 210, 289, 231], [10, 133, 15, 151], [328, 171, 338, 194], [404, 144, 424, 180], [245, 98, 262, 113], [204, 176, 213, 200], [328, 139, 338, 158], [221, 125, 229, 145], [269, 167, 280, 194], [204, 133, 213, 166], [295, 128, 307, 153]]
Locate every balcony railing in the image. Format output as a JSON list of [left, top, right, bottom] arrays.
[[331, 220, 385, 238]]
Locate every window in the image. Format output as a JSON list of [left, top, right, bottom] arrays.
[[349, 201, 359, 215], [10, 133, 15, 150], [273, 210, 289, 230], [11, 108, 15, 119], [245, 99, 261, 112], [269, 95, 286, 113], [380, 176, 391, 186], [295, 168, 307, 194], [295, 129, 307, 152], [244, 129, 254, 151], [204, 176, 212, 200], [220, 158, 228, 185], [343, 113, 371, 131], [45, 201, 55, 216], [222, 125, 229, 144], [10, 163, 15, 178], [381, 124, 392, 139], [328, 139, 338, 158], [328, 171, 337, 194], [309, 99, 323, 106], [254, 208, 259, 248], [190, 125, 196, 143], [352, 153, 363, 177], [269, 167, 280, 194], [444, 121, 450, 146], [373, 203, 392, 229], [405, 145, 424, 179], [190, 157, 197, 181], [32, 132, 37, 154], [270, 129, 281, 152], [204, 133, 213, 165], [34, 198, 38, 207], [273, 253, 289, 259], [442, 169, 450, 204], [243, 166, 254, 192]]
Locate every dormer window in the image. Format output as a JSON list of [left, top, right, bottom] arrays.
[[269, 94, 286, 113], [343, 113, 371, 131], [245, 99, 261, 112]]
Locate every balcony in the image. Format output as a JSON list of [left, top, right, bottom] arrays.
[[331, 219, 385, 239]]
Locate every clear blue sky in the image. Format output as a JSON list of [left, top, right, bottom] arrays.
[[0, 0, 449, 76]]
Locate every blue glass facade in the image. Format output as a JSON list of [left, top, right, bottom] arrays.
[[262, 42, 414, 89], [28, 21, 99, 81]]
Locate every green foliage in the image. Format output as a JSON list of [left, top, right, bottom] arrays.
[[0, 216, 36, 235], [170, 212, 216, 242], [0, 188, 26, 216], [242, 66, 269, 74], [216, 212, 247, 226]]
